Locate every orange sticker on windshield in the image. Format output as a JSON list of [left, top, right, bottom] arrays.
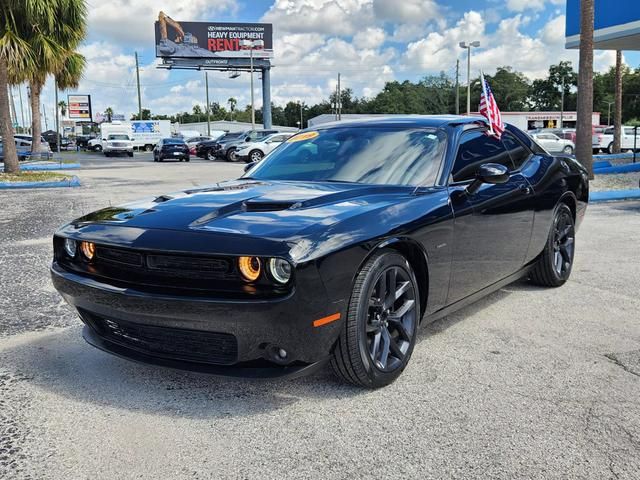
[[287, 131, 319, 143]]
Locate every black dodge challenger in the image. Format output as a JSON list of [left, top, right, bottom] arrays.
[[51, 116, 588, 388]]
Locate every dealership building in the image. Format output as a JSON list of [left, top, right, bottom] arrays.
[[308, 112, 601, 131]]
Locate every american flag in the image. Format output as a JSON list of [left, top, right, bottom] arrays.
[[479, 72, 505, 138]]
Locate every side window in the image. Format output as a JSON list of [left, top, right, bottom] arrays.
[[502, 132, 533, 170], [624, 127, 637, 136], [451, 130, 514, 183]]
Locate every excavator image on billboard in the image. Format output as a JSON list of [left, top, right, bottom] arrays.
[[156, 11, 218, 57]]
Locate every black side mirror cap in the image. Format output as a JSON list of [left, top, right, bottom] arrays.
[[466, 163, 509, 195], [244, 161, 258, 173]]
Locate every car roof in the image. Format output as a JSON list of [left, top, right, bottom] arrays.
[[310, 115, 489, 131]]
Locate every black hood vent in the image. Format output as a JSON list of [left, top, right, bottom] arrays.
[[243, 201, 295, 212]]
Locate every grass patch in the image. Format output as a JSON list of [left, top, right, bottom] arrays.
[[0, 171, 73, 183]]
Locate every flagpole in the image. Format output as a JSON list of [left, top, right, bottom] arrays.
[[480, 70, 495, 136]]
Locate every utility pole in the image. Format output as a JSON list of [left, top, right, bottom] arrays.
[[299, 101, 303, 129], [8, 86, 18, 130], [54, 82, 60, 153], [337, 73, 342, 121], [466, 49, 471, 114], [135, 51, 142, 120], [42, 103, 49, 131], [455, 59, 460, 115], [250, 47, 255, 130], [205, 71, 211, 136], [560, 76, 565, 128], [18, 85, 26, 133]]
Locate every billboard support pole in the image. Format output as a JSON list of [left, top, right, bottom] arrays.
[[205, 71, 211, 136], [262, 67, 272, 129], [54, 82, 60, 153], [135, 52, 142, 120], [250, 48, 255, 130]]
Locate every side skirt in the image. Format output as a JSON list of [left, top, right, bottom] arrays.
[[422, 265, 533, 325]]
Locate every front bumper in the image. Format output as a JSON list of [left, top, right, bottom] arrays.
[[51, 262, 343, 377]]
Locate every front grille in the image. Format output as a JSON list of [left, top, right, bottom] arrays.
[[83, 312, 238, 365]]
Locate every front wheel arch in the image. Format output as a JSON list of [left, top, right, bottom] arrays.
[[356, 238, 429, 323]]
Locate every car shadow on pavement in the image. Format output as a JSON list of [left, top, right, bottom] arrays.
[[0, 326, 367, 419], [0, 279, 546, 417]]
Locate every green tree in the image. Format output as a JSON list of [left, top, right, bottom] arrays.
[[104, 107, 113, 122], [58, 100, 67, 117], [25, 0, 87, 155]]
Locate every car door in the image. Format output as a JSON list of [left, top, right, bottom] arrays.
[[264, 134, 288, 154], [446, 129, 535, 304], [624, 127, 638, 149]]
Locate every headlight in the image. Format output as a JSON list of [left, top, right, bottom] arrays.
[[80, 241, 96, 260], [63, 238, 77, 257], [268, 258, 292, 284], [238, 256, 261, 282]]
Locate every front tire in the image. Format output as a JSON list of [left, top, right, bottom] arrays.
[[226, 148, 239, 162], [249, 149, 263, 162], [562, 145, 574, 154], [331, 250, 420, 388], [529, 203, 575, 287]]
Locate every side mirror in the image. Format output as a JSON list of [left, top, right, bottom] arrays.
[[244, 161, 258, 173], [466, 163, 509, 195]]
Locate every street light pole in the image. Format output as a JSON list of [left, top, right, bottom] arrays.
[[249, 47, 255, 130], [459, 41, 480, 115], [560, 76, 565, 128], [205, 71, 211, 136]]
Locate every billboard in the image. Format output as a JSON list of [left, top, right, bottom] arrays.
[[154, 11, 273, 59], [566, 0, 640, 50], [68, 95, 92, 120]]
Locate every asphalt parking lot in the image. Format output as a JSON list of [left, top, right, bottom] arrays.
[[1, 151, 639, 479]]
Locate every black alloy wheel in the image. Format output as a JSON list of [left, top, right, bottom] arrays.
[[530, 203, 575, 287], [331, 250, 420, 388]]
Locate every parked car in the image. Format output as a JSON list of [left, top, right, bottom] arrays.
[[103, 134, 134, 157], [530, 132, 575, 154], [195, 132, 245, 160], [51, 116, 588, 388], [75, 134, 96, 149], [153, 138, 190, 162], [235, 132, 294, 163], [592, 125, 640, 154], [202, 129, 281, 162], [0, 136, 52, 160]]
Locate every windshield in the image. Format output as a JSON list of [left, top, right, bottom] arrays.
[[108, 134, 129, 140], [246, 127, 446, 186]]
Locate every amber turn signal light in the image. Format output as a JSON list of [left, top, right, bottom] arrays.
[[238, 256, 261, 282], [80, 241, 96, 260]]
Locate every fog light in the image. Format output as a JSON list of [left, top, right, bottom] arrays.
[[238, 256, 261, 282], [268, 258, 292, 284], [80, 241, 96, 260], [63, 238, 77, 258], [278, 348, 288, 359]]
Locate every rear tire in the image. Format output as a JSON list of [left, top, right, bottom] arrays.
[[331, 250, 420, 388], [562, 145, 574, 154], [608, 142, 614, 154], [529, 203, 575, 287], [226, 148, 239, 162]]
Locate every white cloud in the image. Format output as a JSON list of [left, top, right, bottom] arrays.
[[506, 0, 565, 12], [353, 28, 386, 49], [371, 0, 441, 24]]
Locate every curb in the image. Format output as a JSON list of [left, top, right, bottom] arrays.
[[594, 163, 640, 175], [19, 162, 81, 171], [593, 153, 638, 160], [590, 189, 640, 203], [0, 175, 81, 189]]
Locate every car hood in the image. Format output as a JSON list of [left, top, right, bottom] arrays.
[[71, 179, 416, 243]]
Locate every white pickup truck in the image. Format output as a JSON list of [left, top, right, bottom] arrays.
[[103, 133, 134, 157], [593, 126, 640, 154]]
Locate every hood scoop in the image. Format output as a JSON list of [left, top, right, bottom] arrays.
[[243, 200, 296, 212]]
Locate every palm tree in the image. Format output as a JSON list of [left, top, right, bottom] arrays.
[[58, 100, 67, 117], [228, 97, 237, 121], [575, 0, 595, 178], [0, 0, 41, 173], [104, 106, 114, 123], [613, 50, 623, 154], [28, 1, 86, 155]]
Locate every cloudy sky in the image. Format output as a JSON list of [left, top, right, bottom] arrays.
[[29, 0, 639, 123]]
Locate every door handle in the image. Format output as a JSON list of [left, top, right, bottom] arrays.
[[519, 184, 532, 195]]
